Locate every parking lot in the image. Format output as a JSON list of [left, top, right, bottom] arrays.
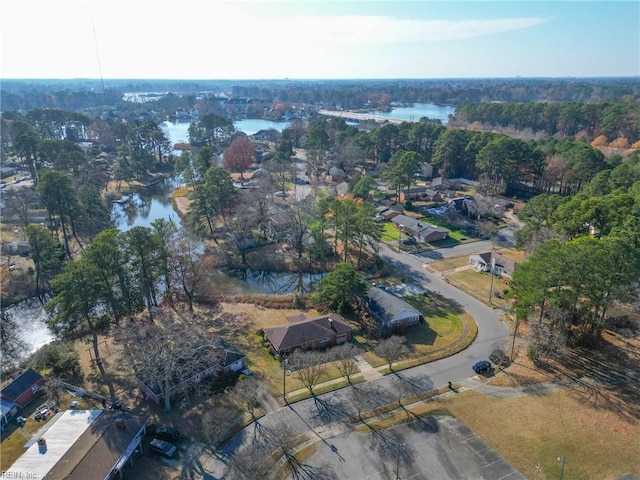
[[287, 416, 526, 480]]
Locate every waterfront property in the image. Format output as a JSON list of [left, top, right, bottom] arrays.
[[263, 313, 352, 355]]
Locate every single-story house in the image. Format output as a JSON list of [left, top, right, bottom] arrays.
[[4, 409, 150, 480], [0, 368, 45, 408], [420, 226, 450, 242], [136, 340, 246, 405], [263, 313, 352, 355], [399, 187, 443, 203], [389, 214, 450, 242], [469, 251, 518, 279], [431, 177, 460, 191], [361, 286, 422, 331]]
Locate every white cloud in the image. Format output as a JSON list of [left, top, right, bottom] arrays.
[[265, 15, 548, 45]]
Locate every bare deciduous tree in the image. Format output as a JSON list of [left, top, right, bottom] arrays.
[[116, 308, 221, 410], [349, 383, 377, 420], [226, 444, 275, 480], [289, 350, 328, 396], [228, 376, 263, 421], [203, 403, 242, 444], [373, 335, 409, 372], [330, 343, 363, 384]]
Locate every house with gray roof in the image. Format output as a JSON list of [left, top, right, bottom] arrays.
[[390, 214, 450, 242], [263, 313, 352, 355], [361, 286, 422, 333]]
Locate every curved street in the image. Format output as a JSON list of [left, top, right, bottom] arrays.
[[202, 239, 515, 479]]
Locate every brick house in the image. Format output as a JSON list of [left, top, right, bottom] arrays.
[[263, 313, 352, 356]]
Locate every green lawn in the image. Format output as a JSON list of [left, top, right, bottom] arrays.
[[381, 222, 403, 242], [360, 294, 466, 367]]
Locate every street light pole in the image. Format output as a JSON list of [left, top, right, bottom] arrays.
[[395, 442, 405, 480], [282, 358, 288, 403], [557, 456, 566, 480], [398, 224, 403, 251]]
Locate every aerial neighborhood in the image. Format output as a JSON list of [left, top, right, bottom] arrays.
[[1, 70, 639, 480]]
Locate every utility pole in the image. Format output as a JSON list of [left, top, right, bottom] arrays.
[[282, 358, 288, 403], [557, 456, 566, 480]]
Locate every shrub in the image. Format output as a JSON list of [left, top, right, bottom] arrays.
[[30, 341, 81, 379]]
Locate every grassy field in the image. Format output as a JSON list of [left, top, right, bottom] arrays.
[[448, 267, 512, 310], [444, 387, 639, 480], [427, 255, 472, 272]]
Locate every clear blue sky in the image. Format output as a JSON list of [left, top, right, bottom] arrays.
[[1, 0, 638, 79]]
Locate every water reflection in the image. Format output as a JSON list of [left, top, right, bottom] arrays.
[[112, 179, 183, 231], [6, 297, 56, 357], [206, 269, 323, 296]]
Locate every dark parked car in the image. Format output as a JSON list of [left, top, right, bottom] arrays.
[[401, 236, 417, 245], [472, 360, 492, 375], [154, 427, 180, 442], [149, 438, 177, 458]]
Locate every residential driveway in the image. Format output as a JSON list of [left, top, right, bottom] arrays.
[[286, 416, 526, 480]]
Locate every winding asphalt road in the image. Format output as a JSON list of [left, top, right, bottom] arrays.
[[202, 239, 513, 478]]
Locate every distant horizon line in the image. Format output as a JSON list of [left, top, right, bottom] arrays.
[[2, 75, 639, 82]]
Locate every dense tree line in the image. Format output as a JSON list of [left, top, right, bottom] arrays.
[[453, 101, 640, 143], [2, 77, 639, 115], [510, 160, 640, 354]]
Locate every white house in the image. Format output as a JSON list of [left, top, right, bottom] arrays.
[[469, 251, 518, 279]]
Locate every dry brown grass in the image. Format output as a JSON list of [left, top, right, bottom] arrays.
[[441, 387, 639, 480]]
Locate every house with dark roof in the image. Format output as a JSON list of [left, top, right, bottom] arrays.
[[263, 313, 352, 355], [390, 214, 450, 243], [399, 186, 442, 202], [0, 368, 45, 408], [431, 177, 460, 191], [4, 409, 150, 480], [469, 251, 518, 279], [361, 286, 422, 333]]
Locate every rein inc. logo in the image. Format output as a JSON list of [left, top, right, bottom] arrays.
[[2, 473, 39, 478]]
